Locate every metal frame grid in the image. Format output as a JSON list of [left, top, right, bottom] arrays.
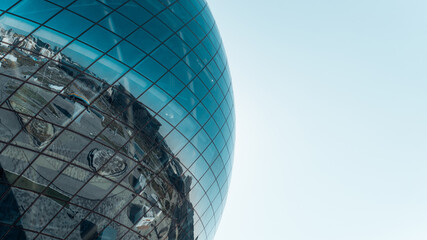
[[0, 0, 234, 239]]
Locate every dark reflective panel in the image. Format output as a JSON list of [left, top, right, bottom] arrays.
[[0, 0, 234, 239]]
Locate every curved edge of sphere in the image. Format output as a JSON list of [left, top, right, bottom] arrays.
[[0, 0, 234, 240]]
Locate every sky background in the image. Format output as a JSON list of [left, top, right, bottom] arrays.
[[208, 0, 427, 239]]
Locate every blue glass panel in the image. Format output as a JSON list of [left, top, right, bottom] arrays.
[[211, 192, 222, 212], [9, 0, 60, 24], [0, 13, 39, 36], [190, 183, 205, 206], [97, 0, 127, 8], [61, 41, 102, 68], [212, 108, 226, 127], [207, 182, 219, 203], [0, 1, 18, 11], [143, 18, 172, 42], [46, 10, 92, 37], [191, 103, 210, 126], [179, 0, 199, 17], [169, 2, 192, 23], [138, 85, 170, 112], [188, 77, 208, 100], [79, 25, 121, 52], [136, 0, 165, 15], [151, 44, 179, 69], [164, 129, 187, 154], [201, 7, 214, 28], [184, 51, 204, 74], [156, 72, 185, 96], [159, 99, 186, 126], [108, 40, 145, 67], [192, 129, 210, 152], [211, 84, 224, 100], [202, 37, 216, 57], [172, 60, 196, 84], [177, 143, 200, 168], [165, 34, 191, 58], [188, 20, 205, 40], [155, 115, 174, 137], [177, 114, 200, 140], [204, 118, 219, 139], [194, 43, 212, 64], [202, 93, 218, 115], [210, 157, 224, 178], [32, 27, 72, 50], [177, 26, 199, 48], [127, 28, 159, 53], [52, 0, 75, 7], [157, 9, 184, 32], [117, 2, 152, 25], [196, 13, 211, 36], [89, 55, 128, 84], [207, 60, 221, 80], [202, 143, 219, 165], [99, 11, 138, 38], [190, 157, 208, 180], [69, 0, 111, 22], [213, 133, 226, 153], [176, 87, 198, 111], [134, 56, 166, 81], [195, 195, 210, 218]]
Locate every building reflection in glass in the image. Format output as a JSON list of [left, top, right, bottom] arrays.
[[0, 0, 234, 239]]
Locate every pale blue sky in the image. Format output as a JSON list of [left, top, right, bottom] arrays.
[[209, 0, 427, 239]]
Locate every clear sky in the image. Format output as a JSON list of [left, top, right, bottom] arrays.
[[208, 0, 427, 239]]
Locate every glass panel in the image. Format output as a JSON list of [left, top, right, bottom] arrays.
[[165, 34, 191, 58], [45, 130, 90, 161], [177, 114, 200, 140], [20, 195, 62, 232], [138, 85, 170, 113], [9, 0, 60, 24], [117, 2, 152, 25], [136, 0, 165, 15], [191, 128, 210, 152], [0, 108, 22, 142], [169, 2, 192, 23], [176, 26, 198, 48], [115, 70, 152, 98], [176, 87, 198, 111], [127, 28, 159, 53], [176, 143, 199, 169], [159, 99, 186, 127], [172, 60, 195, 85], [0, 145, 36, 177], [156, 72, 184, 97], [61, 41, 102, 68], [69, 0, 111, 22], [108, 40, 145, 67], [157, 9, 184, 32], [79, 25, 121, 52], [99, 11, 138, 38], [0, 1, 19, 11], [134, 56, 166, 82], [88, 55, 128, 84], [46, 10, 92, 38], [151, 44, 179, 69]]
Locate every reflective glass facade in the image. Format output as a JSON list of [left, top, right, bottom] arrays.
[[0, 0, 234, 239]]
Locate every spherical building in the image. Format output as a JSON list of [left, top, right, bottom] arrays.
[[0, 1, 234, 239]]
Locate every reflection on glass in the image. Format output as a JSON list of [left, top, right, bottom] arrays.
[[0, 0, 234, 239]]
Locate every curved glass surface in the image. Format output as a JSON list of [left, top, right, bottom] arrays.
[[0, 1, 235, 239]]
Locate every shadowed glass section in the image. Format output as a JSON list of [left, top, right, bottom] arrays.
[[0, 0, 234, 239]]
